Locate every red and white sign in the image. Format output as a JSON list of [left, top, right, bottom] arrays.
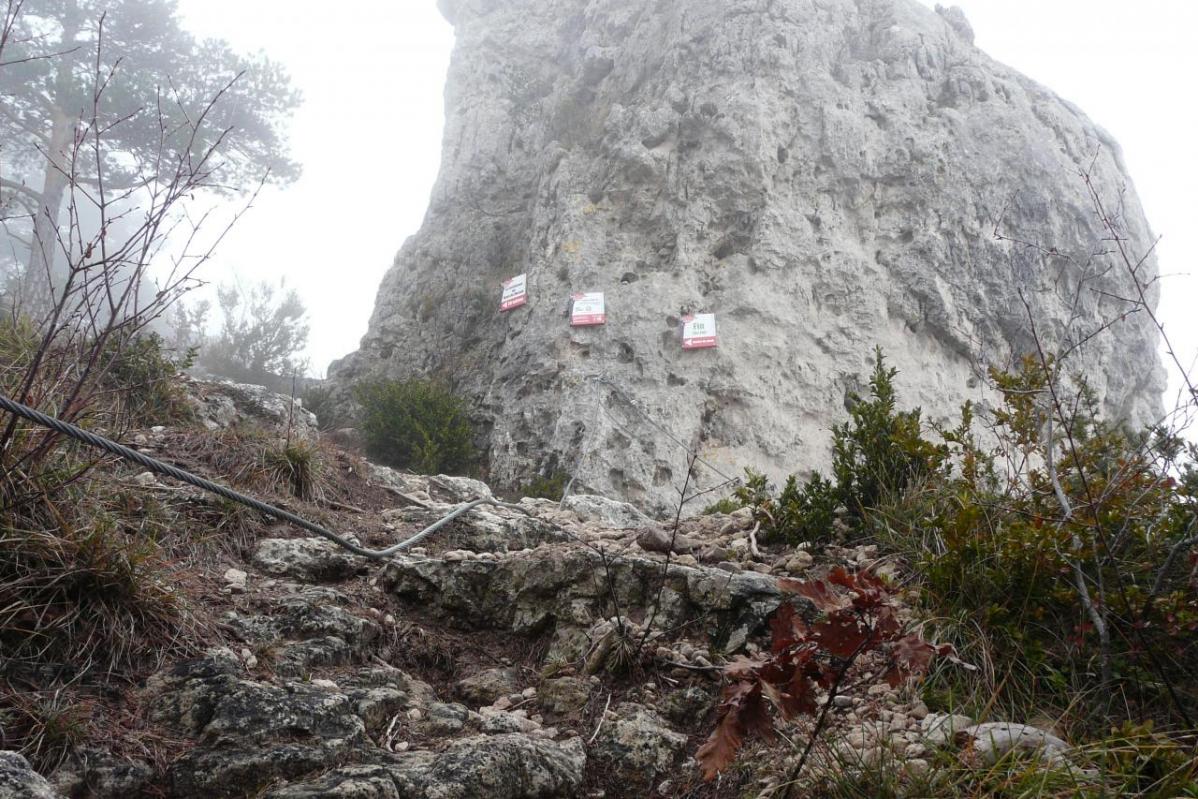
[[500, 274, 528, 311], [570, 292, 606, 326], [681, 313, 718, 349]]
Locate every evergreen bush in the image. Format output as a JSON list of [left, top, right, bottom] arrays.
[[354, 379, 477, 475]]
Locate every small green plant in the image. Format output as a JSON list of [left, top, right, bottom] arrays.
[[0, 689, 94, 772], [521, 471, 569, 501], [300, 382, 340, 431], [263, 440, 322, 501], [0, 514, 189, 682], [702, 496, 743, 515], [736, 348, 946, 545], [354, 379, 478, 475], [105, 331, 194, 425]]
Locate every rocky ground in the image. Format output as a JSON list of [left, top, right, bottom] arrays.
[[1, 382, 1074, 799]]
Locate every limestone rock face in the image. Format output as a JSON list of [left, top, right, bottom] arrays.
[[332, 0, 1165, 513], [0, 752, 61, 799]]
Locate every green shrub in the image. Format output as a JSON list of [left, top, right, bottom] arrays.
[[829, 348, 946, 516], [701, 496, 743, 515], [263, 440, 322, 501], [733, 348, 1196, 733], [521, 471, 569, 501], [736, 348, 947, 545], [875, 356, 1198, 732], [354, 379, 477, 475], [300, 382, 340, 431], [105, 331, 193, 425]]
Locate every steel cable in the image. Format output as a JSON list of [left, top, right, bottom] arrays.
[[0, 392, 525, 560]]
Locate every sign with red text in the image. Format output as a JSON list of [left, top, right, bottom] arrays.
[[570, 292, 606, 326], [500, 274, 528, 311], [681, 313, 718, 349]]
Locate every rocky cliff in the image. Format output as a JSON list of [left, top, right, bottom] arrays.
[[331, 0, 1165, 512], [0, 397, 1077, 797]]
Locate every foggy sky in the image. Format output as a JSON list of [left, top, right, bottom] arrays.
[[177, 0, 1198, 406]]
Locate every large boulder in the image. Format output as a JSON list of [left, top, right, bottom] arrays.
[[331, 0, 1165, 514]]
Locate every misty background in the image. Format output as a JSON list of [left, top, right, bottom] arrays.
[[176, 0, 1198, 402]]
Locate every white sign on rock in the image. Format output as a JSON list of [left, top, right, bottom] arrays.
[[570, 292, 606, 326], [681, 313, 718, 350], [500, 274, 528, 311]]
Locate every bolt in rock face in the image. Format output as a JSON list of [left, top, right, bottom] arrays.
[[332, 0, 1164, 515]]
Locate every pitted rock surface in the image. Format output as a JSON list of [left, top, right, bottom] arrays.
[[253, 537, 365, 581], [593, 703, 688, 781], [0, 752, 61, 799], [383, 544, 790, 656], [265, 734, 586, 799], [331, 0, 1164, 514]]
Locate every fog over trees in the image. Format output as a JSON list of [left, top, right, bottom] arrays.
[[0, 0, 299, 314]]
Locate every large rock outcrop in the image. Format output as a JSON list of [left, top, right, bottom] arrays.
[[332, 0, 1165, 513]]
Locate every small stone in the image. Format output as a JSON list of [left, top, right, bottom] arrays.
[[240, 647, 258, 669], [538, 676, 595, 714], [636, 526, 698, 555], [909, 701, 929, 720], [406, 708, 424, 721], [457, 667, 521, 705], [964, 722, 1068, 765], [521, 687, 538, 699], [133, 471, 158, 486], [729, 507, 754, 525], [904, 743, 927, 758], [310, 678, 340, 691], [833, 695, 853, 709], [920, 712, 975, 747], [785, 551, 815, 573], [906, 758, 930, 777], [223, 567, 248, 592]]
